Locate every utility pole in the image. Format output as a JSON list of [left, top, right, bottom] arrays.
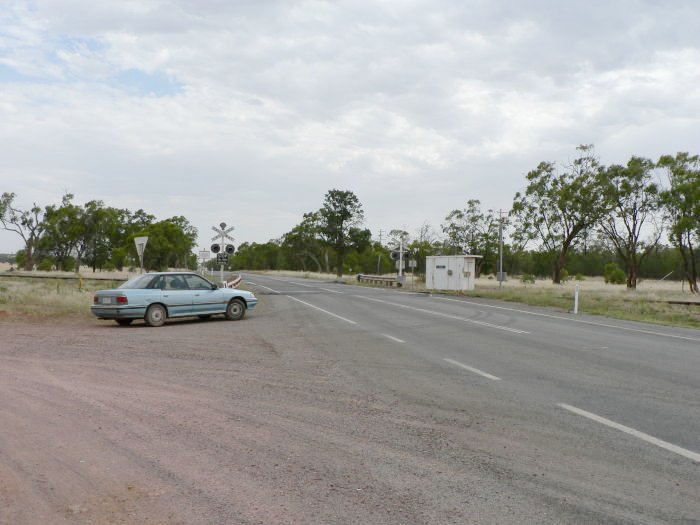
[[377, 229, 385, 275], [498, 209, 504, 289]]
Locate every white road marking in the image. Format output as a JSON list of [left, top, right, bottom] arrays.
[[382, 334, 405, 343], [320, 287, 344, 294], [285, 280, 316, 288], [357, 295, 528, 334], [251, 283, 281, 294], [432, 296, 700, 343], [443, 358, 501, 381], [557, 403, 700, 463], [285, 296, 357, 325]]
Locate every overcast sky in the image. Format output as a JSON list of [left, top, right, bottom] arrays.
[[1, 0, 699, 253]]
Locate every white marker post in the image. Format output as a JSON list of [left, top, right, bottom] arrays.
[[574, 284, 580, 314], [134, 236, 148, 273]]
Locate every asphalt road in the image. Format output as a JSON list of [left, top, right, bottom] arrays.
[[245, 273, 700, 523]]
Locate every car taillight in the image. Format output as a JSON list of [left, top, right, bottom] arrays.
[[116, 296, 128, 304], [93, 295, 98, 304]]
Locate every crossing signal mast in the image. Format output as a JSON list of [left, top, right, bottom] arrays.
[[210, 222, 235, 284]]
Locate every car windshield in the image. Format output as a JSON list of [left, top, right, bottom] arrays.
[[118, 274, 160, 289]]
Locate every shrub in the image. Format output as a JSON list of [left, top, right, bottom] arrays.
[[575, 273, 585, 281], [37, 258, 54, 271], [520, 273, 536, 284], [604, 263, 626, 284]]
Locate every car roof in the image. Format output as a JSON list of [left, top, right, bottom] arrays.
[[144, 271, 199, 275]]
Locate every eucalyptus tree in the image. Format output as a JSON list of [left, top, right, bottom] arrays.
[[40, 194, 83, 270], [0, 192, 46, 270], [317, 189, 369, 278], [658, 152, 700, 293], [281, 212, 326, 272], [138, 216, 198, 271], [441, 199, 499, 276], [598, 157, 661, 289], [511, 145, 608, 284]]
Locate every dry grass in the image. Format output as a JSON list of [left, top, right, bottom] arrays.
[[0, 275, 124, 318]]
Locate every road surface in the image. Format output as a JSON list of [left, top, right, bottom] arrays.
[[0, 273, 697, 524]]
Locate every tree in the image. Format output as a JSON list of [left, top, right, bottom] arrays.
[[281, 213, 325, 272], [317, 189, 367, 278], [40, 194, 83, 271], [511, 145, 608, 283], [0, 192, 46, 270], [138, 216, 197, 271], [441, 199, 499, 276], [658, 152, 700, 293], [598, 157, 662, 289]]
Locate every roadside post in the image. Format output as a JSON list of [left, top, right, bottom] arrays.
[[210, 222, 235, 285], [574, 284, 580, 314], [134, 236, 148, 273]]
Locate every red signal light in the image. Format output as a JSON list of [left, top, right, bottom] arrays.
[[116, 296, 128, 304], [93, 296, 98, 304]]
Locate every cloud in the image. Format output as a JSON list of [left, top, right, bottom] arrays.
[[1, 0, 699, 253]]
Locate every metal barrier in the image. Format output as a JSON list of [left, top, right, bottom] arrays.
[[356, 274, 402, 287]]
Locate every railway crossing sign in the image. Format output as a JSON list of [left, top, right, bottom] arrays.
[[211, 222, 235, 243], [211, 222, 235, 284]]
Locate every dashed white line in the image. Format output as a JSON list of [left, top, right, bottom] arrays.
[[382, 334, 405, 343], [558, 403, 700, 463], [443, 358, 501, 381], [357, 295, 528, 334], [285, 280, 316, 288], [320, 287, 344, 294], [251, 283, 281, 293], [431, 296, 700, 343], [284, 295, 357, 325]]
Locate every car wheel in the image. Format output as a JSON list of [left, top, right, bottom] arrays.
[[116, 319, 133, 326], [225, 298, 246, 321], [145, 304, 166, 327], [198, 314, 211, 320]]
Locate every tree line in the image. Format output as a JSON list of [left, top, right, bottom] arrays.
[[3, 147, 698, 292], [0, 193, 197, 272], [219, 147, 699, 293]]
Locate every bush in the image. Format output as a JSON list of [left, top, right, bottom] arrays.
[[37, 258, 54, 271], [560, 268, 570, 282], [575, 273, 585, 281], [604, 263, 626, 284], [520, 273, 536, 284]]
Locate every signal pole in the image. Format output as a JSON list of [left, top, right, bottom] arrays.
[[498, 210, 504, 289], [211, 222, 235, 285]]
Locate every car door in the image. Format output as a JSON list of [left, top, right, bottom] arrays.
[[162, 274, 194, 316], [183, 274, 224, 314]]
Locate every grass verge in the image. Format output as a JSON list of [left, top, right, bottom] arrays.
[[0, 275, 123, 319], [466, 286, 700, 330]]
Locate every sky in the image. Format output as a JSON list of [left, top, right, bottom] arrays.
[[1, 0, 699, 254]]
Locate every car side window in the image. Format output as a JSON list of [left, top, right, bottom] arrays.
[[165, 276, 189, 290], [147, 276, 165, 289], [184, 274, 213, 290]]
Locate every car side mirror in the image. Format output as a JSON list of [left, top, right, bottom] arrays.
[[211, 283, 218, 290]]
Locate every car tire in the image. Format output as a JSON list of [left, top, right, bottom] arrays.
[[116, 319, 133, 326], [225, 298, 246, 321], [145, 304, 166, 327]]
